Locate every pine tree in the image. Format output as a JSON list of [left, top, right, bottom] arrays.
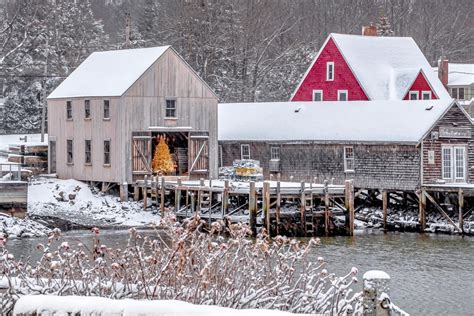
[[152, 136, 175, 175], [376, 15, 394, 37]]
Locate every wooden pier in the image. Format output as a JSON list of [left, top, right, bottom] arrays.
[[0, 163, 28, 218], [132, 176, 355, 237]]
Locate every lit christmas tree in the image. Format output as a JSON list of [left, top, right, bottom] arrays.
[[152, 136, 175, 175]]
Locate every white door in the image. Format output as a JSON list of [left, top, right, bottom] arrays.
[[442, 146, 466, 182]]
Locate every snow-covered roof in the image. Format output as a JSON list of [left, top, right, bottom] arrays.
[[295, 34, 450, 100], [48, 46, 170, 99], [218, 100, 457, 143], [433, 63, 474, 86]]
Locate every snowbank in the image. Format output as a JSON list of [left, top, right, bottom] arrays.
[[28, 177, 161, 228], [0, 214, 50, 238], [14, 295, 300, 316]]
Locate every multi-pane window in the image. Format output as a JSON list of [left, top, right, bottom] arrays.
[[312, 90, 323, 101], [66, 101, 72, 119], [165, 99, 176, 118], [241, 144, 250, 160], [451, 88, 465, 100], [338, 90, 348, 101], [344, 146, 354, 172], [84, 100, 91, 119], [409, 91, 418, 100], [103, 100, 110, 119], [271, 147, 280, 160], [442, 146, 466, 181], [67, 139, 73, 164], [422, 91, 431, 100], [85, 140, 92, 164], [326, 62, 334, 81], [104, 140, 111, 165]]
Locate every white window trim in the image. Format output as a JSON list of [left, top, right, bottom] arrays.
[[241, 144, 250, 160], [343, 146, 355, 172], [312, 89, 323, 101], [441, 145, 467, 182], [326, 62, 334, 81], [409, 91, 418, 100], [421, 91, 431, 100], [337, 90, 348, 101], [270, 146, 280, 161]]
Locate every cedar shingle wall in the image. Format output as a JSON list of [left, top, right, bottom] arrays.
[[220, 141, 420, 191]]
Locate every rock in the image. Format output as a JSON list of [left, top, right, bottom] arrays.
[[68, 193, 76, 201]]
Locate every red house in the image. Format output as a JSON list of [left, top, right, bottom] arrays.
[[291, 33, 450, 102]]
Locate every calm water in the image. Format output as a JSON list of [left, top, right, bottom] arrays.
[[6, 230, 474, 315]]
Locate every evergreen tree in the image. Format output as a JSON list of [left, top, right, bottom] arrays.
[[152, 136, 175, 175], [376, 15, 394, 37]]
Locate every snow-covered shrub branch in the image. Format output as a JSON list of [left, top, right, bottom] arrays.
[[0, 215, 363, 314]]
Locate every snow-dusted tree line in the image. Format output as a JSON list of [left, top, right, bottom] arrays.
[[0, 0, 472, 133], [0, 215, 365, 314]]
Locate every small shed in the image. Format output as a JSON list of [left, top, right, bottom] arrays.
[[218, 99, 471, 191], [47, 46, 218, 185]]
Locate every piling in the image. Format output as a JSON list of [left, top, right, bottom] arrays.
[[300, 181, 306, 235], [249, 181, 257, 236], [175, 178, 182, 212], [143, 175, 148, 209], [419, 188, 426, 232], [458, 188, 464, 234], [363, 270, 391, 316], [324, 180, 329, 236], [119, 182, 128, 202], [382, 190, 388, 231], [160, 177, 165, 215], [222, 180, 229, 216], [276, 173, 281, 235], [263, 181, 271, 233]]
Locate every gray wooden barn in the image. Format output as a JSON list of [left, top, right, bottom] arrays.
[[218, 99, 472, 191], [47, 46, 218, 188]]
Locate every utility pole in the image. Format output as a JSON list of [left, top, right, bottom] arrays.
[[125, 13, 131, 48], [40, 37, 49, 143]]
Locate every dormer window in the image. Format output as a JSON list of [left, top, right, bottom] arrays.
[[338, 90, 348, 101], [326, 62, 334, 81], [312, 90, 323, 101], [409, 91, 418, 100], [422, 91, 431, 100]]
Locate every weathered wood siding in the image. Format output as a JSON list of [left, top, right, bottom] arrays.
[[221, 141, 420, 191], [422, 104, 474, 184], [48, 48, 218, 183]]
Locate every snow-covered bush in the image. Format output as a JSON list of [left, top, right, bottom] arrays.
[[0, 216, 363, 314]]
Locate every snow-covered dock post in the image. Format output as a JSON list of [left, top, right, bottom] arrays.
[[382, 190, 388, 231], [263, 181, 271, 233], [249, 181, 257, 236], [120, 182, 128, 202], [175, 177, 182, 212], [160, 177, 166, 215], [458, 188, 464, 234], [362, 270, 391, 316], [324, 180, 330, 236], [222, 180, 229, 216], [143, 175, 148, 209], [300, 181, 306, 235], [133, 185, 140, 201], [276, 174, 281, 235], [418, 188, 426, 232]]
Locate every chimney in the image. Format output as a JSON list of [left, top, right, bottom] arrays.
[[438, 57, 449, 89], [362, 23, 377, 36]]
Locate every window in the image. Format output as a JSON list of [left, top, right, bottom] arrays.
[[84, 100, 91, 119], [344, 146, 354, 172], [67, 139, 73, 164], [442, 146, 466, 182], [271, 147, 280, 160], [241, 144, 250, 160], [312, 90, 323, 101], [165, 99, 176, 118], [326, 62, 334, 81], [459, 88, 465, 100], [422, 91, 431, 100], [103, 100, 110, 119], [409, 91, 418, 100], [66, 101, 72, 119], [85, 140, 92, 164], [338, 90, 348, 101], [104, 140, 111, 165], [451, 88, 458, 99]]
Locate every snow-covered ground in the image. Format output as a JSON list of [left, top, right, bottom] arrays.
[[0, 214, 50, 238], [28, 177, 161, 228]]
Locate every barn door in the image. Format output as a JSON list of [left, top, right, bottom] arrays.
[[132, 132, 152, 177], [188, 131, 209, 176]]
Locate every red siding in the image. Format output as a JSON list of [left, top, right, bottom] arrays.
[[403, 71, 438, 100], [291, 38, 369, 101]]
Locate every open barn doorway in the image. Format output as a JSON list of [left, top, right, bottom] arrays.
[[132, 130, 209, 181]]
